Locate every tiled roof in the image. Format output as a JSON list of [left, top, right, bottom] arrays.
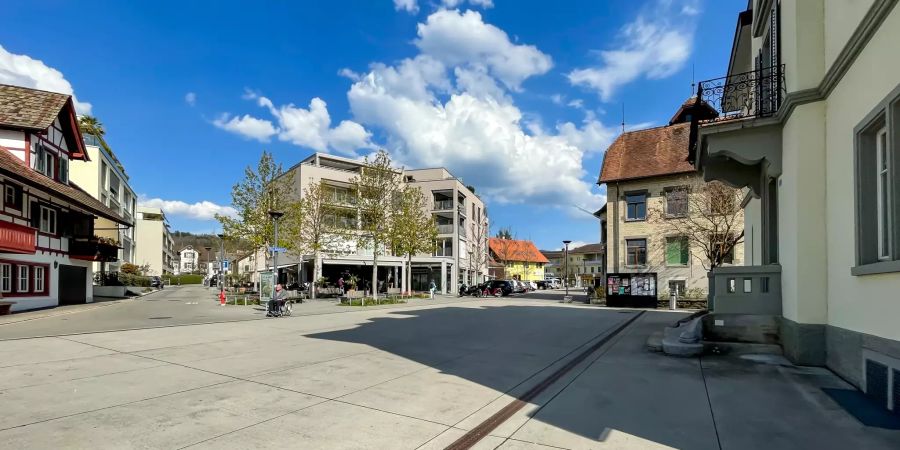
[[0, 149, 130, 225], [0, 84, 70, 130], [570, 243, 605, 254], [489, 238, 549, 264], [598, 122, 695, 184]]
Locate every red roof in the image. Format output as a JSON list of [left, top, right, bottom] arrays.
[[488, 238, 549, 264], [597, 122, 694, 184]]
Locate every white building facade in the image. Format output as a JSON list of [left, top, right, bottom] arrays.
[[176, 246, 199, 274], [133, 206, 175, 275]]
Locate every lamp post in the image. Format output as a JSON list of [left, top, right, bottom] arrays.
[[217, 234, 225, 297], [204, 246, 212, 289], [563, 240, 571, 298], [268, 211, 284, 306]]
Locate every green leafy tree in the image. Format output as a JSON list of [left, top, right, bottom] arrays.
[[391, 185, 437, 294], [289, 181, 348, 299], [78, 115, 127, 179], [351, 150, 403, 302], [496, 227, 513, 240], [216, 151, 299, 265]]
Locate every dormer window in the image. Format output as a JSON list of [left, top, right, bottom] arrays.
[[34, 144, 55, 180]]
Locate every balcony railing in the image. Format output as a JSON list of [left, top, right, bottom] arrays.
[[697, 65, 785, 123], [708, 265, 781, 315], [437, 224, 454, 234], [434, 200, 453, 211]]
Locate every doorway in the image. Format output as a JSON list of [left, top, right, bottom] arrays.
[[58, 265, 87, 305]]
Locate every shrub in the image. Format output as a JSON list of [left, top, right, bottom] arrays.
[[119, 273, 151, 287], [120, 263, 141, 275], [162, 274, 204, 285]]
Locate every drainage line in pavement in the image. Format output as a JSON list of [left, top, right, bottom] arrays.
[[444, 311, 645, 450]]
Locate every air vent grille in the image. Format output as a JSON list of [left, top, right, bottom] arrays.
[[866, 359, 889, 408]]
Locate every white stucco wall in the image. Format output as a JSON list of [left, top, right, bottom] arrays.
[[824, 6, 900, 341], [824, 0, 876, 70], [780, 0, 825, 92], [743, 197, 762, 266]]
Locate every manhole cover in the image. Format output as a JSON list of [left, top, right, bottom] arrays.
[[148, 316, 172, 320]]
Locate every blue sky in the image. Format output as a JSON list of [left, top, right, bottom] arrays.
[[0, 0, 743, 250]]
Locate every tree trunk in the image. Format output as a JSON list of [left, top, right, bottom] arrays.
[[407, 254, 412, 295], [372, 254, 379, 304], [311, 250, 319, 300]]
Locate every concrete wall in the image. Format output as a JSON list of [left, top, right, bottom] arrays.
[[824, 5, 900, 342]]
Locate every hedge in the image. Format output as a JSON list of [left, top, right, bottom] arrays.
[[118, 273, 152, 287], [162, 274, 204, 285]]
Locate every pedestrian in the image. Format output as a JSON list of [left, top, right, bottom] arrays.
[[267, 284, 285, 317], [338, 276, 345, 295], [429, 279, 436, 299]]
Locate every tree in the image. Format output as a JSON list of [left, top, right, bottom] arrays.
[[648, 180, 744, 270], [216, 152, 298, 271], [390, 185, 438, 294], [496, 227, 513, 240], [468, 212, 489, 284], [78, 115, 127, 179], [351, 150, 403, 302], [289, 181, 347, 299]]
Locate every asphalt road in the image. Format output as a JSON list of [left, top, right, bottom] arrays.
[[1, 291, 897, 449]]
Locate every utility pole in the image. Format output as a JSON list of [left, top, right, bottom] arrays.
[[563, 240, 571, 298], [217, 234, 225, 297], [268, 211, 285, 306]]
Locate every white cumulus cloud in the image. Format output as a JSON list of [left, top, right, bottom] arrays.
[[567, 0, 700, 101], [185, 92, 197, 106], [394, 0, 493, 14], [212, 113, 277, 142], [0, 44, 92, 114], [393, 0, 418, 13], [138, 197, 237, 221], [415, 9, 552, 90]]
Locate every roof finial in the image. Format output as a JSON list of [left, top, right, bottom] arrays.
[[621, 103, 625, 133], [690, 63, 696, 96]]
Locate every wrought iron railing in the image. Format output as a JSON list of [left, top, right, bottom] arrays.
[[697, 65, 785, 122]]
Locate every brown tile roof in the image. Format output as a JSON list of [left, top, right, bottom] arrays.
[[570, 243, 605, 254], [0, 84, 70, 131], [597, 122, 695, 184], [489, 238, 549, 264], [0, 149, 130, 225]]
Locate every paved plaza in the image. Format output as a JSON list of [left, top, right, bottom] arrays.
[[0, 286, 898, 449]]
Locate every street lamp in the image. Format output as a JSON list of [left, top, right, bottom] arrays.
[[217, 233, 225, 297], [563, 240, 571, 298], [268, 211, 285, 306], [204, 246, 212, 288]]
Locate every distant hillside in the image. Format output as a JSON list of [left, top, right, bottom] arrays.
[[171, 231, 254, 260]]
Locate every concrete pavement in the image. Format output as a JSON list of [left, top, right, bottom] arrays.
[[1, 295, 898, 449]]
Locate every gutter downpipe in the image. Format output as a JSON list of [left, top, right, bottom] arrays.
[[613, 181, 620, 273]]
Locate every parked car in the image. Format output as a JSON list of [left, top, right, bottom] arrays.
[[527, 280, 538, 291], [535, 280, 548, 289], [487, 280, 513, 296], [511, 280, 526, 294], [150, 276, 164, 289]]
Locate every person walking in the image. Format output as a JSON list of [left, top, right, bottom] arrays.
[[338, 276, 345, 295], [429, 279, 436, 299]]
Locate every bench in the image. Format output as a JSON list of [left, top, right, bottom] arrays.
[[0, 301, 16, 315]]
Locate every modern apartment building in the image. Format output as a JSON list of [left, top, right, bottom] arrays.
[[271, 153, 488, 294], [599, 100, 744, 299], [691, 0, 900, 411], [69, 134, 137, 273], [0, 84, 130, 311], [133, 206, 175, 275]]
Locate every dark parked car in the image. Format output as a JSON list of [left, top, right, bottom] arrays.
[[535, 280, 548, 290], [150, 276, 164, 289], [487, 280, 513, 296]]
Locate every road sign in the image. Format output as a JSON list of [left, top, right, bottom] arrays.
[[269, 246, 287, 253], [222, 260, 229, 270]]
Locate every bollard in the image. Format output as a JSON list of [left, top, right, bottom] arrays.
[[670, 292, 677, 310]]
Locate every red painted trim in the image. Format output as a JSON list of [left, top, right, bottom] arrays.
[[66, 99, 88, 161], [24, 133, 30, 167], [0, 259, 50, 297]]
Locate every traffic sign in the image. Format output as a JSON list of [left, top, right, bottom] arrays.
[[222, 260, 229, 270], [269, 246, 287, 253]]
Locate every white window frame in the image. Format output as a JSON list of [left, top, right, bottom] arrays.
[[17, 265, 28, 292], [34, 266, 45, 293], [0, 263, 11, 293], [876, 127, 892, 261], [39, 206, 57, 235]]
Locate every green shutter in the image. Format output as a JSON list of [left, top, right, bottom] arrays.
[[680, 238, 689, 265], [666, 237, 689, 265]]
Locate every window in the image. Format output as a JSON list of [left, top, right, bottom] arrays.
[[34, 266, 45, 292], [39, 206, 57, 234], [666, 236, 689, 266], [625, 239, 647, 266], [4, 184, 22, 210], [854, 87, 900, 275], [0, 264, 10, 292], [58, 157, 69, 184], [668, 280, 686, 298], [665, 187, 688, 217], [35, 145, 55, 180], [625, 193, 646, 221], [17, 265, 28, 292], [877, 127, 891, 261]]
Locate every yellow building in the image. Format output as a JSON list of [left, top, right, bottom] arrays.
[[488, 238, 548, 281]]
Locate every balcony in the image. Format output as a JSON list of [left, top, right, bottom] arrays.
[[70, 238, 120, 262], [434, 200, 453, 211], [696, 65, 785, 123], [708, 265, 781, 315], [437, 224, 454, 234], [458, 225, 466, 237]]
